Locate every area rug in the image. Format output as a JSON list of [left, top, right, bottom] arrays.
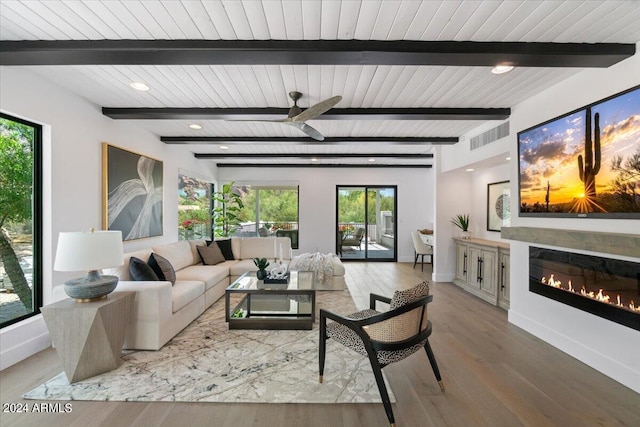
[[24, 290, 394, 404]]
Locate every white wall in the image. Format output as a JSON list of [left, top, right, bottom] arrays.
[[432, 147, 510, 281], [506, 46, 640, 393], [437, 44, 640, 393], [0, 67, 216, 370], [218, 167, 434, 262]]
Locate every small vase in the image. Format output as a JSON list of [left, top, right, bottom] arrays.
[[256, 270, 267, 280], [462, 231, 471, 240]]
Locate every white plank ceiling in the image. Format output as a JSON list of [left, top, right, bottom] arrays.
[[1, 0, 640, 166]]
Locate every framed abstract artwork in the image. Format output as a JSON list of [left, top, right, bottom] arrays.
[[102, 143, 163, 241], [487, 180, 511, 232]]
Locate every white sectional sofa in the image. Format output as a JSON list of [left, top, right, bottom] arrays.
[[52, 236, 346, 351]]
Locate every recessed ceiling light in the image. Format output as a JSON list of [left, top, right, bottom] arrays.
[[466, 168, 475, 172], [491, 64, 514, 75], [219, 145, 229, 150], [311, 158, 318, 162], [506, 156, 511, 161], [130, 81, 150, 91], [368, 158, 376, 162], [189, 124, 202, 130]]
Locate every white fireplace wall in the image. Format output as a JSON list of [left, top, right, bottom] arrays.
[[507, 43, 640, 393]]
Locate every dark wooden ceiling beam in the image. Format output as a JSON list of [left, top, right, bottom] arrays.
[[106, 107, 510, 121], [194, 153, 434, 159], [162, 136, 458, 145], [215, 163, 432, 169], [1, 40, 634, 67]]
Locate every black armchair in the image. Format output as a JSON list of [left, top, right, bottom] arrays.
[[319, 281, 443, 427]]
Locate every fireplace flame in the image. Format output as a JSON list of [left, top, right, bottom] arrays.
[[541, 276, 640, 313]]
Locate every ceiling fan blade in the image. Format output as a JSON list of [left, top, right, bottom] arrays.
[[290, 122, 325, 141], [291, 95, 342, 123]]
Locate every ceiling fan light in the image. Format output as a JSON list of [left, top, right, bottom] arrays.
[[491, 64, 514, 74], [130, 81, 150, 91]]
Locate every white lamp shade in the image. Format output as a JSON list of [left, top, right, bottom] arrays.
[[54, 230, 124, 272]]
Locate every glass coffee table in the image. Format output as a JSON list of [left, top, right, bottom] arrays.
[[225, 271, 316, 330]]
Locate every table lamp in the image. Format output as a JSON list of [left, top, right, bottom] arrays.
[[54, 229, 123, 302]]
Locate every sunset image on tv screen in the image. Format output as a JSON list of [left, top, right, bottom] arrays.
[[519, 86, 640, 215]]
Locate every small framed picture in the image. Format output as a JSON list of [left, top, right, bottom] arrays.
[[487, 181, 510, 232]]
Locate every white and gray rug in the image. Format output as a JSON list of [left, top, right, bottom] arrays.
[[24, 290, 394, 404]]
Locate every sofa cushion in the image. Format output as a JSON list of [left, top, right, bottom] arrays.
[[213, 239, 235, 260], [148, 253, 177, 285], [177, 264, 231, 290], [129, 257, 160, 281], [231, 238, 242, 260], [229, 258, 261, 277], [240, 237, 279, 260], [172, 281, 205, 313], [331, 256, 346, 275], [152, 241, 195, 271], [188, 239, 207, 264], [197, 244, 225, 265]]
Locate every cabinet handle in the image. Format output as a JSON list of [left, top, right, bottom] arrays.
[[501, 262, 505, 290], [463, 253, 467, 275], [477, 258, 483, 284]]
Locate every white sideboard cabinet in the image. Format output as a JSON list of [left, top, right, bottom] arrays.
[[453, 238, 510, 309]]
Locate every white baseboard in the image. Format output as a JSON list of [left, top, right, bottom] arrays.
[[509, 311, 640, 394], [432, 273, 455, 282], [0, 316, 51, 371]]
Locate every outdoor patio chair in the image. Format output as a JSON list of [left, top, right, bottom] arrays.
[[340, 227, 365, 253], [319, 281, 444, 427]]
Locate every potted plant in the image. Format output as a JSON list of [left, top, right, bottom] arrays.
[[253, 257, 270, 280], [212, 181, 244, 237], [451, 214, 471, 239]]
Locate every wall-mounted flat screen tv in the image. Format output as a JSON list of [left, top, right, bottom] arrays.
[[518, 85, 640, 218]]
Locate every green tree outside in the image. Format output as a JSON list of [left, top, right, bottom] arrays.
[[0, 117, 35, 310]]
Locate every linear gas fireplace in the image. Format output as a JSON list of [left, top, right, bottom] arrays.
[[529, 247, 640, 331]]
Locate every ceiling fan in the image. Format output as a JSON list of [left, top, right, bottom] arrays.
[[236, 91, 342, 141]]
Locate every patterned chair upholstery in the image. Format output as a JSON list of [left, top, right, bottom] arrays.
[[319, 281, 444, 427]]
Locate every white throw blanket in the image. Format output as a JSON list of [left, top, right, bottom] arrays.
[[289, 252, 335, 287]]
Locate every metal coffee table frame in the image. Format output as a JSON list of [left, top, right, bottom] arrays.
[[225, 271, 316, 330]]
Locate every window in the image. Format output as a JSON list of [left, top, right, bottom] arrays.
[[235, 185, 299, 249], [0, 113, 43, 328], [178, 172, 212, 241]]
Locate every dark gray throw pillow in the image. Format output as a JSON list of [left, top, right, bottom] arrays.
[[212, 239, 235, 260], [148, 253, 177, 285], [129, 257, 159, 281], [197, 244, 226, 265]]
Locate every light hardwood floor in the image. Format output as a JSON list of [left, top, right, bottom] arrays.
[[1, 262, 639, 427]]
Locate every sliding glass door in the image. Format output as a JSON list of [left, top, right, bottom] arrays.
[[336, 186, 396, 261]]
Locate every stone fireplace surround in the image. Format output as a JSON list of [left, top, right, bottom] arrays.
[[501, 227, 640, 393]]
